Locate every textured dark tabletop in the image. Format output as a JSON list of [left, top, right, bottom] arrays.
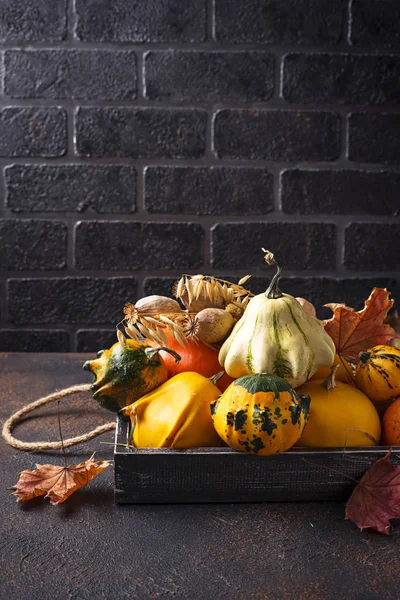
[[1, 353, 399, 600]]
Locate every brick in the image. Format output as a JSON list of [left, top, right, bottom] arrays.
[[214, 110, 340, 161], [4, 50, 137, 100], [211, 223, 336, 270], [281, 170, 400, 216], [8, 278, 137, 325], [0, 0, 66, 42], [76, 108, 207, 159], [76, 330, 118, 353], [0, 220, 67, 271], [144, 167, 274, 215], [144, 51, 274, 102], [143, 278, 179, 299], [350, 1, 400, 46], [75, 221, 204, 271], [0, 330, 70, 352], [283, 54, 400, 105], [0, 108, 67, 158], [344, 223, 399, 271], [348, 113, 400, 165], [75, 0, 206, 42], [245, 277, 400, 317], [5, 165, 136, 214], [214, 0, 343, 44]]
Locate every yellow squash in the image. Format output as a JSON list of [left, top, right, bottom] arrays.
[[296, 366, 381, 447], [123, 371, 222, 448], [219, 252, 335, 387], [211, 373, 311, 455], [309, 353, 353, 383], [355, 345, 400, 402]]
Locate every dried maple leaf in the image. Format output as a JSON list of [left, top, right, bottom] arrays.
[[324, 288, 397, 362], [12, 454, 112, 505], [346, 450, 400, 535]]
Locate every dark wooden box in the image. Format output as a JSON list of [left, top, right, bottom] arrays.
[[114, 415, 400, 504]]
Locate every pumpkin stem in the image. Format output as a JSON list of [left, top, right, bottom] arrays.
[[322, 364, 339, 390], [144, 346, 181, 364], [359, 351, 371, 364], [209, 371, 225, 385], [262, 249, 283, 299]]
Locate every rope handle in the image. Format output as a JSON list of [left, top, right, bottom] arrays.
[[2, 384, 116, 452]]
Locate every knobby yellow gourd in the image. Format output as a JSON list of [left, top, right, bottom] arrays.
[[296, 365, 381, 447], [219, 251, 335, 388], [355, 345, 400, 402], [123, 371, 222, 448], [211, 374, 311, 455]]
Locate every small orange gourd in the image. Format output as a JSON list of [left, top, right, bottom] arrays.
[[355, 345, 400, 402], [296, 365, 381, 447], [149, 331, 234, 392]]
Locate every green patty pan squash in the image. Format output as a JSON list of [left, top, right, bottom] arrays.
[[123, 371, 222, 448], [219, 251, 335, 388], [211, 374, 311, 455], [83, 339, 181, 413]]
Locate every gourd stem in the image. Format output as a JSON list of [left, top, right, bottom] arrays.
[[144, 346, 181, 364], [359, 351, 370, 364], [209, 371, 225, 385], [322, 364, 339, 390], [263, 249, 283, 299]]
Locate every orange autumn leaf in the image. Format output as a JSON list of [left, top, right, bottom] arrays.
[[324, 288, 397, 362], [12, 454, 112, 505]]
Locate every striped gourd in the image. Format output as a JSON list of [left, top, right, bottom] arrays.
[[218, 252, 335, 388]]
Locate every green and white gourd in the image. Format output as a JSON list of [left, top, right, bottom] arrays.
[[218, 252, 335, 388]]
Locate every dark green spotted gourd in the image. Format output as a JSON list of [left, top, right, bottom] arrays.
[[83, 339, 180, 412], [210, 373, 310, 455]]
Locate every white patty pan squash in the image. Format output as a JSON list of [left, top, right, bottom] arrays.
[[218, 251, 335, 388]]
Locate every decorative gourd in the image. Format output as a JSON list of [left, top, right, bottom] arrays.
[[123, 372, 222, 448], [218, 251, 335, 388], [309, 353, 353, 384], [83, 339, 181, 413], [150, 331, 234, 392], [381, 397, 400, 446], [296, 366, 381, 447], [355, 345, 400, 402], [210, 374, 311, 455]]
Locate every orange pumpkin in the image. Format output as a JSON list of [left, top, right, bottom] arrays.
[[150, 331, 234, 392], [381, 397, 400, 446]]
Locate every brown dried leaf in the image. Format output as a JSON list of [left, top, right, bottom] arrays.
[[12, 454, 112, 505], [324, 288, 397, 362], [117, 328, 126, 346], [238, 274, 251, 286]]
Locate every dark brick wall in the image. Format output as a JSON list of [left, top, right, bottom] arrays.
[[0, 0, 399, 352]]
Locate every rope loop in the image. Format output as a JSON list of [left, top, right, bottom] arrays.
[[2, 384, 116, 451]]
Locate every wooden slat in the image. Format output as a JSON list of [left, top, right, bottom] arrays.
[[114, 416, 400, 504]]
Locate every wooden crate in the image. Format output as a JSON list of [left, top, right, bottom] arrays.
[[114, 415, 400, 504]]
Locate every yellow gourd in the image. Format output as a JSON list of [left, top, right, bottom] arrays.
[[296, 366, 381, 447], [219, 251, 335, 388], [355, 345, 400, 402], [309, 353, 353, 383], [123, 372, 222, 448]]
